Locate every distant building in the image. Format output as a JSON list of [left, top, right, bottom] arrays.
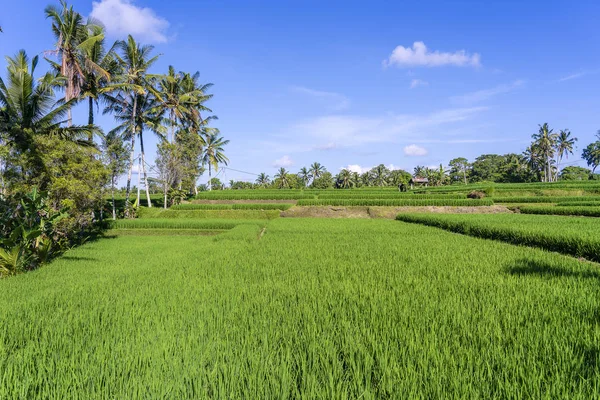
[[409, 177, 429, 189]]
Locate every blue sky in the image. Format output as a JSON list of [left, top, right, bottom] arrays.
[[1, 0, 599, 184]]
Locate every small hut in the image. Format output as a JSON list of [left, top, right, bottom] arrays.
[[409, 177, 429, 190]]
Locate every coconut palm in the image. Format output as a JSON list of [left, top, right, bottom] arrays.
[[370, 164, 389, 187], [351, 172, 361, 188], [109, 35, 161, 210], [274, 167, 289, 188], [309, 162, 325, 184], [413, 165, 426, 178], [0, 51, 96, 187], [45, 1, 104, 126], [582, 132, 600, 172], [532, 123, 558, 182], [201, 129, 229, 191], [255, 173, 270, 187], [336, 169, 353, 188], [298, 167, 311, 188], [555, 129, 577, 180]]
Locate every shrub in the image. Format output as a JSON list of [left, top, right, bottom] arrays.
[[467, 191, 486, 199]]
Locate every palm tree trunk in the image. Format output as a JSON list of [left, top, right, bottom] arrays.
[[208, 163, 212, 191], [463, 168, 467, 185], [111, 176, 116, 220], [124, 95, 138, 216], [139, 130, 152, 208]]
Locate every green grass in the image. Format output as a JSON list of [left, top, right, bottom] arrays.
[[557, 201, 600, 207], [195, 192, 314, 200], [297, 198, 493, 206], [171, 203, 293, 210], [142, 209, 281, 219], [396, 213, 600, 262], [520, 206, 600, 217], [1, 218, 598, 398]]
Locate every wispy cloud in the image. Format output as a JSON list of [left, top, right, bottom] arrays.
[[403, 144, 428, 156], [273, 155, 294, 167], [259, 107, 488, 154], [557, 69, 600, 82], [290, 86, 350, 111], [450, 80, 524, 104], [91, 0, 170, 43], [410, 79, 429, 89], [384, 41, 481, 68]]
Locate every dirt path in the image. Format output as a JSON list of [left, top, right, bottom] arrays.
[[281, 205, 512, 219]]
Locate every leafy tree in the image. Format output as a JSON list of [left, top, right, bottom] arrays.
[[448, 157, 471, 184], [336, 169, 353, 189], [559, 166, 591, 181], [274, 167, 289, 188], [470, 154, 506, 182], [155, 141, 182, 208], [582, 131, 600, 172], [369, 164, 389, 187], [102, 131, 129, 219], [311, 171, 334, 189], [388, 169, 412, 187]]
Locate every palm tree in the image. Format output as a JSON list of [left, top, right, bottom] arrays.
[[45, 1, 103, 126], [155, 66, 213, 143], [336, 169, 352, 188], [555, 129, 577, 180], [110, 35, 161, 210], [532, 123, 558, 182], [370, 164, 389, 187], [582, 131, 600, 173], [351, 172, 361, 188], [298, 167, 311, 188], [0, 51, 95, 187], [413, 165, 426, 178], [274, 167, 289, 188], [309, 162, 325, 184], [201, 129, 229, 191], [255, 173, 270, 187]]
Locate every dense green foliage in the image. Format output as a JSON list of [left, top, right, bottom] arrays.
[[1, 218, 598, 397], [396, 213, 600, 262], [298, 199, 493, 206]]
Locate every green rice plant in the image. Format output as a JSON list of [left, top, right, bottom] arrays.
[[519, 206, 600, 217], [297, 199, 493, 206], [316, 193, 466, 200], [171, 203, 293, 211], [493, 196, 600, 203], [556, 201, 600, 207], [141, 210, 281, 219], [1, 218, 599, 397], [212, 224, 263, 242], [110, 219, 257, 230], [396, 213, 600, 261]]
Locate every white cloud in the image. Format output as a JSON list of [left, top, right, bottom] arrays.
[[384, 41, 481, 68], [410, 79, 429, 89], [403, 144, 428, 156], [291, 86, 350, 111], [91, 0, 170, 43], [341, 164, 407, 174], [557, 70, 600, 82], [273, 155, 294, 167], [450, 80, 524, 104]]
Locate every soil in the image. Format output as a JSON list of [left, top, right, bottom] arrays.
[[281, 205, 512, 219]]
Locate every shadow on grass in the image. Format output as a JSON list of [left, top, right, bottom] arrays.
[[61, 256, 98, 262], [506, 258, 600, 280]]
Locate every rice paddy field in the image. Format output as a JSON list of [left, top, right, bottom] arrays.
[[2, 183, 600, 398]]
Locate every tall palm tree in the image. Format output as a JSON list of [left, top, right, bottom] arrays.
[[110, 35, 161, 210], [274, 167, 289, 188], [555, 129, 577, 180], [45, 1, 104, 126], [413, 165, 426, 178], [201, 129, 229, 191], [351, 172, 361, 188], [255, 173, 270, 187], [298, 167, 311, 188], [309, 162, 325, 184], [532, 123, 558, 182], [0, 50, 95, 187]]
